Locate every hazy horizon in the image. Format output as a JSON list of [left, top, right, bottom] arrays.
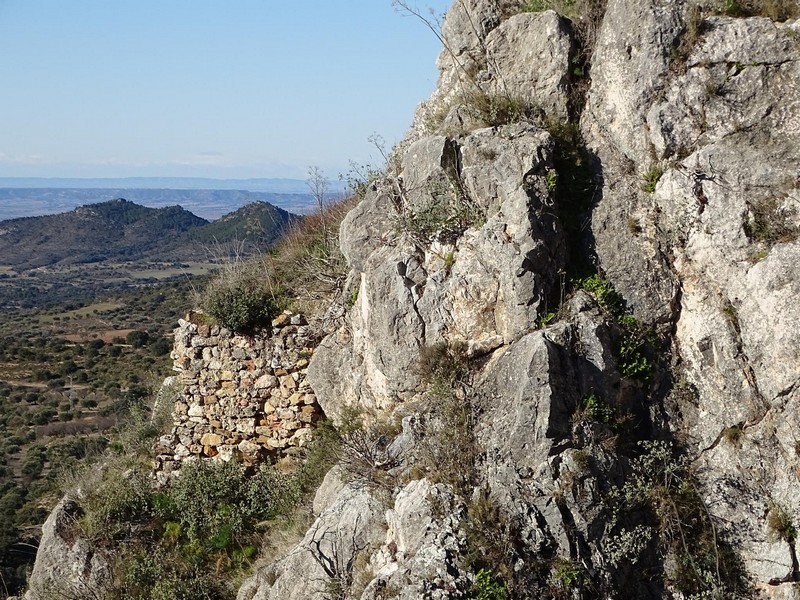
[[0, 176, 347, 193], [0, 184, 339, 221]]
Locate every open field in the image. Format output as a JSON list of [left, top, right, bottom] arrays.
[[128, 262, 217, 279]]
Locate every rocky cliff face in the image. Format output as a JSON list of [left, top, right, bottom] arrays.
[[239, 1, 800, 599]]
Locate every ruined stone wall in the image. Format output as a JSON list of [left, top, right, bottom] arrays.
[[154, 311, 321, 481]]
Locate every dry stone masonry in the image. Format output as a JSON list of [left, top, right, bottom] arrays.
[[154, 311, 321, 482]]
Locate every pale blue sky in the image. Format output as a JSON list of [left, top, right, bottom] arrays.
[[0, 1, 451, 180]]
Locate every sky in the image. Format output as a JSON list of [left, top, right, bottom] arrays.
[[0, 0, 451, 180]]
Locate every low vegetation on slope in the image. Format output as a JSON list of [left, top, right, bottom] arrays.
[[200, 195, 357, 333], [17, 196, 355, 599], [0, 282, 192, 594]]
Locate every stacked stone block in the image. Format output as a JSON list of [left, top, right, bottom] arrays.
[[154, 311, 321, 481]]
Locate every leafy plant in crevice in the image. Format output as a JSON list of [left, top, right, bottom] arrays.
[[537, 310, 557, 329], [578, 274, 654, 381], [548, 557, 591, 599], [721, 423, 744, 447], [576, 392, 615, 425], [468, 568, 508, 600], [545, 169, 558, 193], [607, 440, 751, 599]]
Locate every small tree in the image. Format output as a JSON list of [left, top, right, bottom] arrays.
[[307, 166, 329, 253]]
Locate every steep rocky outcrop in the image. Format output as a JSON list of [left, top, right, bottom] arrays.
[[23, 498, 112, 600], [583, 4, 800, 592], [241, 1, 800, 599]]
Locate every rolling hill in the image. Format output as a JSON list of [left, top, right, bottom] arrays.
[[0, 198, 297, 271]]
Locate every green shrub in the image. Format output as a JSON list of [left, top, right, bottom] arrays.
[[537, 311, 557, 329], [608, 440, 750, 598], [580, 392, 614, 424], [163, 460, 298, 549], [469, 568, 508, 600], [549, 558, 589, 598], [80, 466, 154, 541], [545, 169, 558, 193], [578, 275, 654, 380], [118, 547, 228, 600], [579, 274, 626, 314], [203, 270, 282, 333]]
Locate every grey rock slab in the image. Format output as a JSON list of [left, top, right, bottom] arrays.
[[24, 497, 112, 600], [583, 0, 684, 162], [237, 483, 386, 600], [484, 11, 573, 121], [359, 479, 468, 600], [340, 184, 400, 273]]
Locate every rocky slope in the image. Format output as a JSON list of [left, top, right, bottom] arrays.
[[22, 1, 800, 599]]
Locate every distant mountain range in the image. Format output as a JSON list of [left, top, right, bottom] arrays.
[[0, 198, 298, 271], [0, 177, 348, 221]]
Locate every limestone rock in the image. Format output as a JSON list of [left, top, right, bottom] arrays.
[[24, 497, 112, 600], [358, 479, 469, 600], [237, 483, 386, 600], [484, 11, 574, 121]]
